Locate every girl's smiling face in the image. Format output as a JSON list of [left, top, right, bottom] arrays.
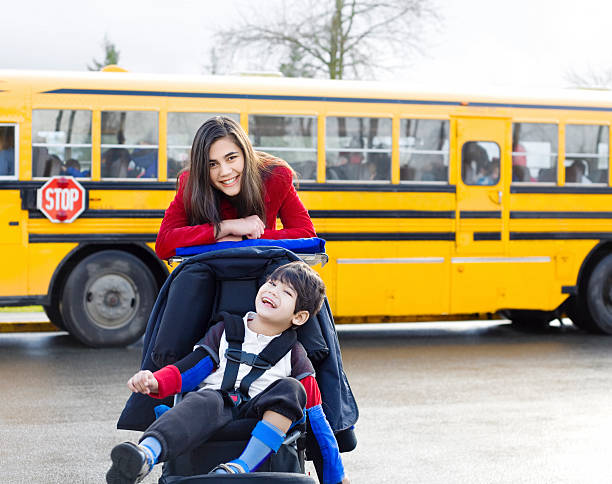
[[208, 136, 245, 197]]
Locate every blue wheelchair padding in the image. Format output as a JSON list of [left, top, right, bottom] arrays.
[[181, 356, 214, 393], [252, 420, 285, 452], [175, 237, 326, 256], [154, 404, 171, 419], [117, 246, 358, 436], [307, 405, 345, 484]]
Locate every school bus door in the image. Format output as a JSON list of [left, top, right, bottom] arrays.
[[0, 123, 27, 297], [451, 117, 509, 313]]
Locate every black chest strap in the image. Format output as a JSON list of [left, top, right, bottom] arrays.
[[219, 312, 246, 394], [216, 311, 297, 399]]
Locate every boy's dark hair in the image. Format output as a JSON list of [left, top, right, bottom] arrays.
[[267, 261, 326, 317]]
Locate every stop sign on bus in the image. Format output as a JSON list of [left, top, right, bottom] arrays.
[[37, 176, 86, 223]]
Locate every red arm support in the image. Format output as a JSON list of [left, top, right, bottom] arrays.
[[149, 365, 182, 399], [300, 375, 322, 409]]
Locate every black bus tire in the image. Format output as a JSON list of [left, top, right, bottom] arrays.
[[585, 253, 612, 334], [43, 302, 66, 331], [61, 250, 157, 347]]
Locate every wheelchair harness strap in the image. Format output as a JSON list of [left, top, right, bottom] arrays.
[[218, 312, 297, 403]]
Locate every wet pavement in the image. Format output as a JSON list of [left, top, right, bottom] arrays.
[[2, 319, 612, 483]]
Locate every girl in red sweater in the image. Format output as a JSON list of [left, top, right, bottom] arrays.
[[155, 117, 316, 260]]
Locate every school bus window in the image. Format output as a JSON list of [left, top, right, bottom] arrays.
[[32, 109, 92, 178], [565, 124, 609, 184], [462, 141, 500, 185], [249, 115, 317, 181], [325, 116, 391, 182], [511, 122, 558, 183], [0, 125, 16, 177], [167, 112, 239, 179], [101, 111, 158, 179], [399, 119, 449, 183]]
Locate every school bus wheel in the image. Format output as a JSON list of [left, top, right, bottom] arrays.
[[583, 253, 612, 334], [43, 302, 66, 331], [60, 250, 157, 347]]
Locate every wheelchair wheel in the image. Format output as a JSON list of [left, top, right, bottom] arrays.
[[160, 472, 315, 483]]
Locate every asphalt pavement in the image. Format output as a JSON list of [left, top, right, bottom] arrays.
[[2, 319, 612, 483]]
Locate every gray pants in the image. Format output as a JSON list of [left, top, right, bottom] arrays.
[[141, 377, 306, 462]]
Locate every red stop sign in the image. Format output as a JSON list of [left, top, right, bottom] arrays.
[[37, 176, 86, 223]]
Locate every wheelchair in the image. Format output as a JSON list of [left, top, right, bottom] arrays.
[[117, 240, 358, 483]]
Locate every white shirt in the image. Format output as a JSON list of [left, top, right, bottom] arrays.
[[198, 312, 293, 398]]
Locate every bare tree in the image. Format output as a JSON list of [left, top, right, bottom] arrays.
[[203, 47, 222, 75], [565, 66, 612, 89], [88, 35, 121, 71], [217, 0, 439, 80]]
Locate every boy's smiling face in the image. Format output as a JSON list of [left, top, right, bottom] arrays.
[[254, 278, 308, 332]]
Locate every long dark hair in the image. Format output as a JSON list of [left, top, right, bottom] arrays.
[[183, 116, 288, 233]]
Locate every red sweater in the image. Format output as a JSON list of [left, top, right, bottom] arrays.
[[155, 165, 316, 259]]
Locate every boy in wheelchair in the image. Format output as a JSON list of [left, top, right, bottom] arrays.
[[107, 261, 349, 484]]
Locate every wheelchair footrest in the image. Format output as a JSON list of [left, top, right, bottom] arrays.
[[160, 472, 316, 483]]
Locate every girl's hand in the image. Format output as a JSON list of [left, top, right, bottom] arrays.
[[240, 215, 265, 239], [127, 370, 159, 394], [220, 215, 265, 239]]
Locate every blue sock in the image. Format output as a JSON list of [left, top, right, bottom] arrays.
[[139, 436, 162, 465], [232, 420, 286, 472]]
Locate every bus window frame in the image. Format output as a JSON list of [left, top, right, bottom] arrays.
[[99, 109, 160, 182], [460, 140, 501, 187], [248, 113, 318, 182], [0, 123, 19, 180], [563, 120, 610, 187], [31, 109, 93, 181], [324, 113, 393, 184], [510, 119, 560, 186], [398, 116, 451, 185]]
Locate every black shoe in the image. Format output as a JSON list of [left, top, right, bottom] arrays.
[[106, 441, 154, 484]]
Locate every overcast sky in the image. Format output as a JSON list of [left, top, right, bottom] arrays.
[[3, 0, 611, 89]]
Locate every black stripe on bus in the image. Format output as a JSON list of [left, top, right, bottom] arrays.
[[0, 295, 46, 306], [460, 211, 502, 219], [317, 232, 455, 241], [83, 181, 176, 190], [0, 181, 177, 190], [3, 180, 455, 193], [29, 233, 157, 243], [510, 232, 612, 240], [297, 183, 456, 193], [309, 210, 455, 219], [29, 208, 453, 220], [511, 211, 612, 219], [28, 209, 165, 219], [30, 230, 612, 243], [41, 88, 612, 112], [473, 232, 502, 241], [511, 186, 612, 194]]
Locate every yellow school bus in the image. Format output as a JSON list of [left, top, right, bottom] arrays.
[[1, 68, 611, 346]]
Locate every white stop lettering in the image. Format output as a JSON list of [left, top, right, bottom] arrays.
[[44, 188, 79, 211]]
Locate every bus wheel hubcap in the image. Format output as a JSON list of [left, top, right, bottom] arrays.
[[85, 274, 138, 329]]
